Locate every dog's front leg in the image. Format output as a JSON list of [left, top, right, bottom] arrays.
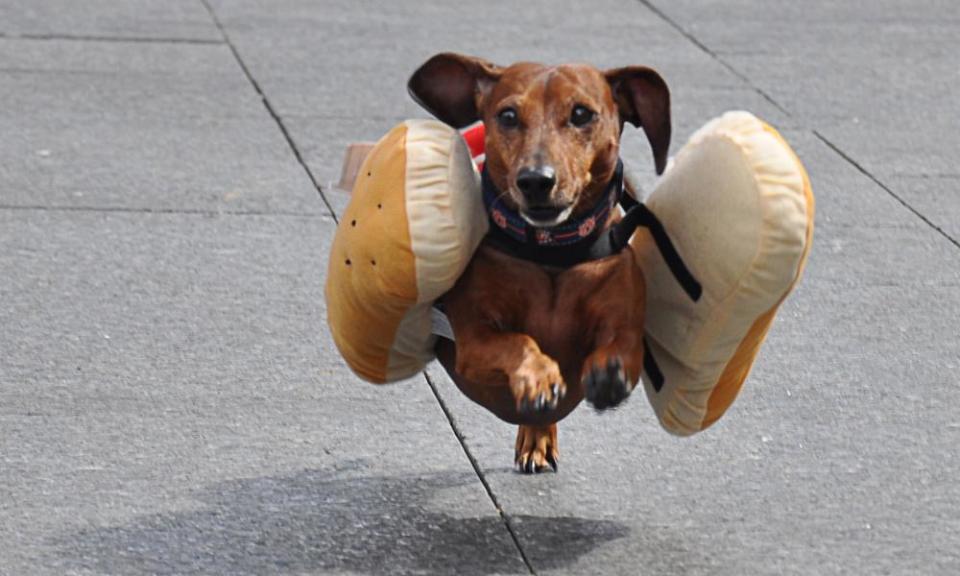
[[581, 327, 644, 410], [443, 250, 566, 413], [450, 321, 566, 413], [580, 255, 647, 410]]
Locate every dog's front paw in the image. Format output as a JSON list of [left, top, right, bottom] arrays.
[[583, 355, 632, 410], [510, 353, 566, 414]]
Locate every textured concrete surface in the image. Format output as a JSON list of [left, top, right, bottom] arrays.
[[0, 38, 321, 214], [2, 1, 959, 575], [0, 0, 220, 42]]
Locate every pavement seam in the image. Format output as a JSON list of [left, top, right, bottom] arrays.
[[814, 132, 960, 250], [198, 0, 338, 222], [0, 67, 238, 77], [423, 372, 537, 575], [636, 0, 960, 253], [198, 4, 529, 570], [197, 3, 530, 570], [636, 0, 792, 119], [0, 31, 224, 45], [0, 203, 331, 219]]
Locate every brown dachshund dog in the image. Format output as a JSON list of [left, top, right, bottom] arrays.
[[408, 53, 670, 473]]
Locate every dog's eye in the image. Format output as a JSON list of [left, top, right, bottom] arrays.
[[497, 107, 519, 128], [570, 105, 595, 127]]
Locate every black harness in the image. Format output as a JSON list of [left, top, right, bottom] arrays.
[[481, 160, 702, 303]]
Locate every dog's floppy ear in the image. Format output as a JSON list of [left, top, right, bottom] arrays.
[[606, 66, 671, 174], [408, 53, 502, 129]]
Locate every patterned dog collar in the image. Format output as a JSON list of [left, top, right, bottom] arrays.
[[481, 160, 624, 247]]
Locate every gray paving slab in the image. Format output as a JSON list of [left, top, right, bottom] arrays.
[[0, 209, 527, 575], [1, 111, 324, 214], [0, 38, 260, 118], [650, 11, 960, 57], [816, 121, 960, 179], [806, 221, 960, 288], [0, 66, 261, 121], [243, 45, 741, 119], [0, 0, 220, 41], [211, 0, 744, 119], [0, 39, 322, 215], [646, 0, 960, 25], [693, 51, 882, 125], [883, 176, 960, 243], [285, 115, 409, 196], [645, 0, 960, 234], [668, 86, 794, 129], [211, 0, 667, 28], [718, 41, 959, 127], [774, 130, 920, 229], [0, 36, 229, 74]]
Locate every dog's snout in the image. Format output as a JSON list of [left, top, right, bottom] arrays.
[[515, 166, 557, 205]]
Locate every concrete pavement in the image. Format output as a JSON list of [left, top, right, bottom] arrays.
[[1, 1, 958, 574]]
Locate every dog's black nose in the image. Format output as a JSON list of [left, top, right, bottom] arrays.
[[516, 166, 557, 205]]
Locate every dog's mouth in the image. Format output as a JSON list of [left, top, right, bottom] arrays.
[[520, 204, 574, 227]]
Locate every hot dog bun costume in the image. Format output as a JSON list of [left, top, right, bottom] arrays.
[[326, 111, 814, 435]]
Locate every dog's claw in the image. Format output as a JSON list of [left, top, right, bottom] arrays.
[[546, 452, 558, 472], [517, 384, 565, 415], [511, 353, 565, 414]]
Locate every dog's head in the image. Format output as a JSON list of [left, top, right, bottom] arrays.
[[409, 52, 670, 226]]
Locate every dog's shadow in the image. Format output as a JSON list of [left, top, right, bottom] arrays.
[[52, 464, 628, 575]]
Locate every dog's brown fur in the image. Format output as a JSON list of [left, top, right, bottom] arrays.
[[409, 53, 670, 473]]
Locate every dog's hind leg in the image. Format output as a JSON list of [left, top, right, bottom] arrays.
[[515, 423, 558, 474]]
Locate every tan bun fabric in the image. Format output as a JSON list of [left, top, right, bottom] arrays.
[[633, 111, 815, 436], [325, 120, 488, 383]]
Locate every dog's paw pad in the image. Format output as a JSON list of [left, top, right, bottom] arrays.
[[583, 356, 631, 411]]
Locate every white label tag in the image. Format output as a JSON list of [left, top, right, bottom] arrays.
[[430, 307, 455, 341]]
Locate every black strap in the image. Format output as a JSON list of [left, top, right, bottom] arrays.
[[611, 204, 703, 302], [486, 193, 702, 303], [642, 338, 665, 392]]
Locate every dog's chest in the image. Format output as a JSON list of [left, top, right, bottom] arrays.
[[519, 266, 609, 363]]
